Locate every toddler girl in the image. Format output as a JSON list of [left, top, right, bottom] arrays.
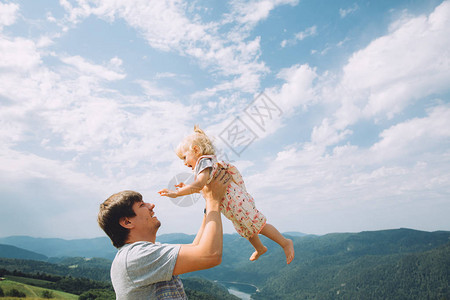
[[159, 126, 295, 264]]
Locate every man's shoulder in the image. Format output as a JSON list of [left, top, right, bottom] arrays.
[[112, 241, 180, 279], [117, 241, 179, 257], [111, 241, 183, 297]]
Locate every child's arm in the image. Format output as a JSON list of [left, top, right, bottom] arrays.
[[159, 168, 211, 198]]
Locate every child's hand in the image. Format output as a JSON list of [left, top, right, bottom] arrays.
[[158, 189, 178, 198], [175, 182, 186, 188]]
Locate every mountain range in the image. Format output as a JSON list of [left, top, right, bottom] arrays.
[[0, 235, 117, 260], [0, 232, 304, 260], [0, 244, 47, 261], [1, 228, 449, 299]]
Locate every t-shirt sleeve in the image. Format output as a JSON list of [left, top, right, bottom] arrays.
[[125, 242, 180, 287], [195, 158, 214, 177]]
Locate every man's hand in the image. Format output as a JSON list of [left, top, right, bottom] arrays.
[[202, 167, 231, 206], [173, 167, 229, 276]]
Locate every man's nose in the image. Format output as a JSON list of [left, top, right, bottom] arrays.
[[145, 203, 155, 210]]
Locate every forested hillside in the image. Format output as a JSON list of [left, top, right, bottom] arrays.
[[0, 267, 238, 300], [252, 241, 450, 299], [0, 257, 111, 282], [0, 258, 239, 299], [1, 228, 449, 299], [184, 228, 450, 299]]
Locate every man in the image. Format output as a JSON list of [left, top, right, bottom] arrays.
[[98, 168, 230, 299]]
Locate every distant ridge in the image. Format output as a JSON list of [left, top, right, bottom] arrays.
[[283, 231, 309, 237], [0, 228, 448, 260], [0, 244, 47, 261], [0, 236, 116, 259], [0, 234, 197, 260]]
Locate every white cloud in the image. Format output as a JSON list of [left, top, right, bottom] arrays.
[[0, 105, 26, 148], [1, 0, 449, 238], [36, 35, 55, 48], [247, 1, 450, 157], [298, 0, 450, 150], [311, 118, 352, 148], [0, 36, 41, 71], [0, 148, 89, 187], [295, 26, 317, 40], [59, 0, 300, 96], [0, 24, 197, 192], [267, 64, 318, 114], [281, 25, 317, 48], [193, 63, 316, 143], [341, 0, 450, 119], [243, 104, 450, 234], [230, 2, 450, 234], [136, 80, 171, 99], [61, 55, 126, 81], [155, 72, 177, 79], [192, 70, 262, 99], [59, 0, 92, 24], [0, 2, 19, 28], [228, 0, 299, 25], [339, 4, 359, 18], [370, 104, 450, 160]]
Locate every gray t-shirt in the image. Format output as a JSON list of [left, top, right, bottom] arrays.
[[111, 241, 187, 299]]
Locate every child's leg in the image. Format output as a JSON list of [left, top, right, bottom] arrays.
[[260, 223, 295, 264], [248, 234, 268, 261]]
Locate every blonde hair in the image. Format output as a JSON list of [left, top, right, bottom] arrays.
[[176, 125, 215, 159]]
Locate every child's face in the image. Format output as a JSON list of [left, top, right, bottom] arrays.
[[181, 147, 200, 170]]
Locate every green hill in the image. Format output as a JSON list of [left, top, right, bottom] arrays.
[[182, 277, 240, 300], [0, 277, 78, 299], [0, 270, 237, 300], [0, 257, 111, 283]]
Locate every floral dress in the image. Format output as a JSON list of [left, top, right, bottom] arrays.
[[194, 155, 267, 239]]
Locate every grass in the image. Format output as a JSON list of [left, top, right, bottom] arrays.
[[2, 275, 55, 287], [0, 278, 78, 300]]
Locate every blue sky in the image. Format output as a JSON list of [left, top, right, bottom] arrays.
[[1, 0, 449, 239]]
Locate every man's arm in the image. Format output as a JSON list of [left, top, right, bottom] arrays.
[[191, 213, 206, 246], [173, 168, 229, 275]]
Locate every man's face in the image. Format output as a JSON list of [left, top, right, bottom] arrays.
[[129, 201, 161, 233]]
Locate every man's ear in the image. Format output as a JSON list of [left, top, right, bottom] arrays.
[[119, 217, 134, 229]]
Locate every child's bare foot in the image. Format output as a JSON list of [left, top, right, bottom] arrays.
[[283, 239, 295, 264], [249, 246, 267, 261]]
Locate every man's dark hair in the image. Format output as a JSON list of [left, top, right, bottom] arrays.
[[98, 190, 142, 248]]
